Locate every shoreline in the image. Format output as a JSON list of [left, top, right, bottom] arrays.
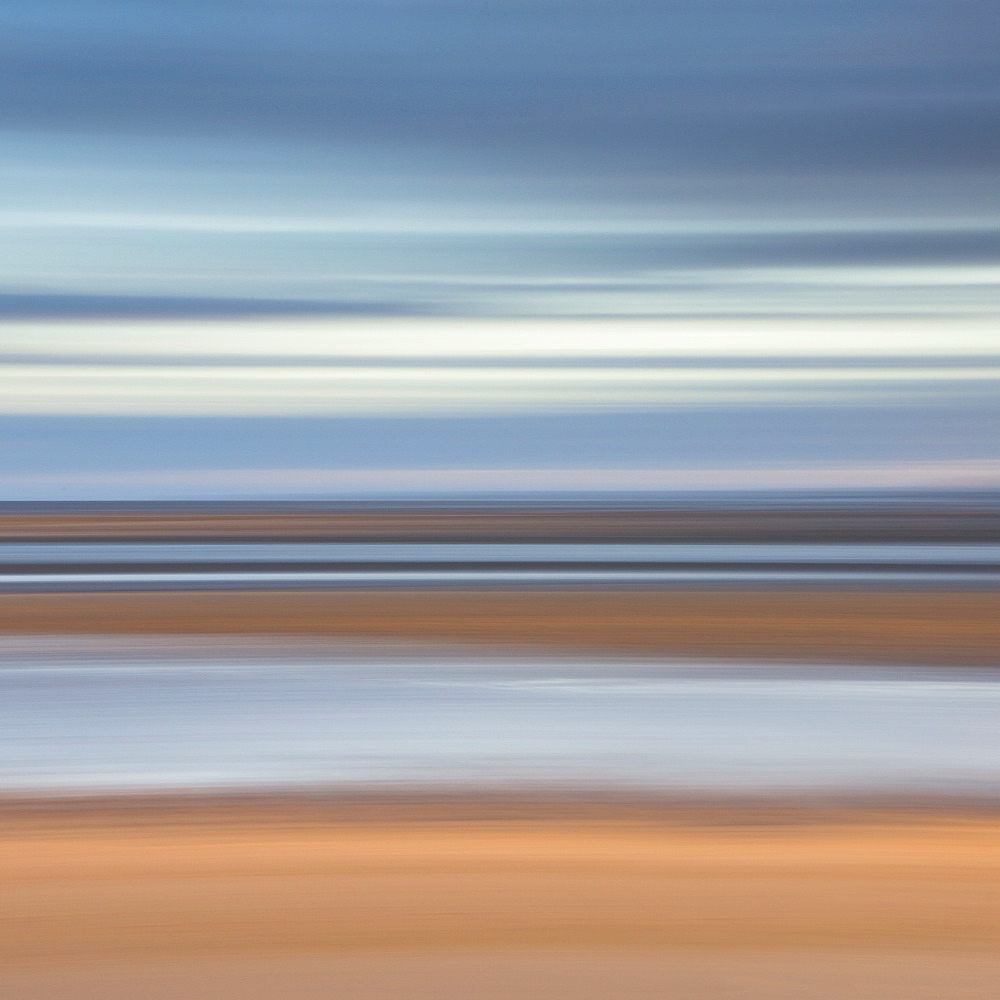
[[4, 788, 1000, 832]]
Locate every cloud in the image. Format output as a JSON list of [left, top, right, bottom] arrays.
[[3, 316, 998, 361], [3, 0, 998, 176], [3, 459, 1000, 499], [0, 293, 417, 320]]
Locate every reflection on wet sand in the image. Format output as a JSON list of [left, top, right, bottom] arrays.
[[0, 588, 996, 664]]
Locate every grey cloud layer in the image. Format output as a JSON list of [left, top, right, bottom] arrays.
[[3, 227, 997, 318], [3, 0, 998, 176]]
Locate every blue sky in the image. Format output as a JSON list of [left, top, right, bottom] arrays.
[[0, 0, 997, 497]]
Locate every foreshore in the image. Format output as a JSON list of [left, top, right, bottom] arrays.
[[5, 581, 998, 994], [0, 588, 996, 665]]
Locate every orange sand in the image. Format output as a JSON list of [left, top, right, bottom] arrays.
[[2, 808, 1000, 997]]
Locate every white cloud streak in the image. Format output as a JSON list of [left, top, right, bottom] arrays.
[[3, 316, 999, 360], [0, 362, 994, 416]]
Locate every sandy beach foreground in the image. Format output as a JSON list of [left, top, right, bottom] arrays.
[[0, 588, 997, 664], [2, 801, 1000, 998]]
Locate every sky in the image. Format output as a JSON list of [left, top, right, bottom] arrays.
[[0, 0, 998, 498]]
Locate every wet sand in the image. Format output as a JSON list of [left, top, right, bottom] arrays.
[[2, 506, 995, 542], [0, 588, 996, 664], [3, 802, 1000, 998]]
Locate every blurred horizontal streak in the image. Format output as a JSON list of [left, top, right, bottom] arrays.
[[4, 569, 1000, 593], [0, 292, 415, 321], [7, 788, 1000, 826], [0, 537, 997, 590], [3, 211, 999, 236], [6, 543, 999, 563], [2, 316, 997, 359], [2, 462, 999, 495], [0, 589, 995, 666], [2, 810, 1000, 968], [2, 502, 996, 542], [0, 362, 996, 416], [6, 946, 998, 1000], [8, 366, 999, 382], [1, 353, 998, 369]]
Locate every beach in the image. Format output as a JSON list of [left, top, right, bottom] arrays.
[[3, 801, 1000, 997], [3, 581, 997, 997]]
